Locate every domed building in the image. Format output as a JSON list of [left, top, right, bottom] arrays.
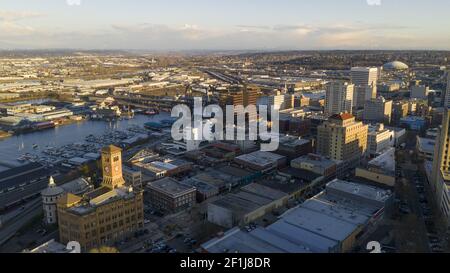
[[383, 61, 409, 71], [41, 177, 64, 225]]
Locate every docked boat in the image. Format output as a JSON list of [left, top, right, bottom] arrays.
[[144, 109, 158, 115]]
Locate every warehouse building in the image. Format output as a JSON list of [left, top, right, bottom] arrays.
[[207, 183, 288, 228], [202, 179, 392, 253]]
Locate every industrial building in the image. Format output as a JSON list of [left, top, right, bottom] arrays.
[[202, 179, 392, 253], [207, 183, 288, 228], [0, 163, 50, 210]]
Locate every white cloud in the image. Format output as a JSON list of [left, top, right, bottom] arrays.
[[0, 18, 448, 50]]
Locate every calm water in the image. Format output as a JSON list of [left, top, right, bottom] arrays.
[[0, 113, 170, 167]]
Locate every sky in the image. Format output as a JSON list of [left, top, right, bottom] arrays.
[[0, 0, 449, 51]]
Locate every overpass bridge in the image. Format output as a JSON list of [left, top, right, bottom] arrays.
[[114, 95, 194, 110]]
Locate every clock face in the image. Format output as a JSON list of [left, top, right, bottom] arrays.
[[104, 166, 110, 174], [114, 166, 120, 172]]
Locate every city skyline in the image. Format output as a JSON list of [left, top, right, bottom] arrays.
[[1, 0, 450, 51]]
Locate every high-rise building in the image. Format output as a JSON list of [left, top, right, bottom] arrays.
[[219, 84, 260, 122], [392, 101, 410, 125], [431, 108, 450, 224], [317, 113, 368, 171], [353, 84, 377, 109], [444, 73, 450, 108], [57, 145, 144, 251], [411, 84, 430, 99], [351, 67, 378, 87], [219, 84, 260, 108], [363, 97, 393, 124], [325, 82, 354, 117]]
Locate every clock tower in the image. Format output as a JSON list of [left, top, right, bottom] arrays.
[[101, 145, 125, 189]]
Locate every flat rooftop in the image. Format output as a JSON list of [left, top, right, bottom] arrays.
[[367, 147, 396, 173], [326, 179, 392, 205], [0, 163, 48, 192], [201, 227, 312, 253], [417, 137, 435, 154], [203, 179, 392, 253], [235, 151, 285, 168], [147, 177, 195, 197]]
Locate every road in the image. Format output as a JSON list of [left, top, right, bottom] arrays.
[[394, 149, 431, 252], [0, 199, 42, 247]]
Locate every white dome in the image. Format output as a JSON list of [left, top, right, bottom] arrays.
[[383, 61, 409, 71], [41, 176, 64, 197]]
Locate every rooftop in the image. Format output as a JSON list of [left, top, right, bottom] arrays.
[[101, 145, 122, 154], [329, 113, 354, 121], [147, 177, 196, 197], [235, 151, 285, 169], [367, 148, 396, 173], [417, 137, 435, 154], [203, 179, 392, 253]]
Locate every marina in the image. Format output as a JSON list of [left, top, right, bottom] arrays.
[[0, 113, 171, 169]]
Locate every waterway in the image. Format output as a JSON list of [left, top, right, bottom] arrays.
[[0, 113, 171, 168]]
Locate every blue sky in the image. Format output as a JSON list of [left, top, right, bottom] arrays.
[[0, 0, 449, 50]]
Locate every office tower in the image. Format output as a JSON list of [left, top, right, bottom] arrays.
[[351, 67, 378, 87], [445, 73, 450, 108], [57, 145, 144, 251], [325, 82, 354, 117], [411, 84, 430, 99], [363, 97, 393, 124], [243, 84, 260, 107], [317, 113, 368, 170], [392, 101, 410, 125], [220, 84, 260, 107], [354, 84, 377, 109], [259, 92, 294, 110], [431, 108, 450, 223]]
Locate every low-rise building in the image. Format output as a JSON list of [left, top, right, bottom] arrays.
[[179, 177, 219, 202], [134, 158, 192, 181], [367, 124, 395, 157], [26, 239, 76, 253], [202, 179, 392, 253], [123, 166, 142, 189], [145, 177, 196, 213], [207, 183, 288, 228], [400, 116, 427, 131], [274, 136, 313, 160], [234, 151, 287, 172], [355, 148, 396, 187], [290, 153, 337, 180], [416, 136, 436, 161]]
